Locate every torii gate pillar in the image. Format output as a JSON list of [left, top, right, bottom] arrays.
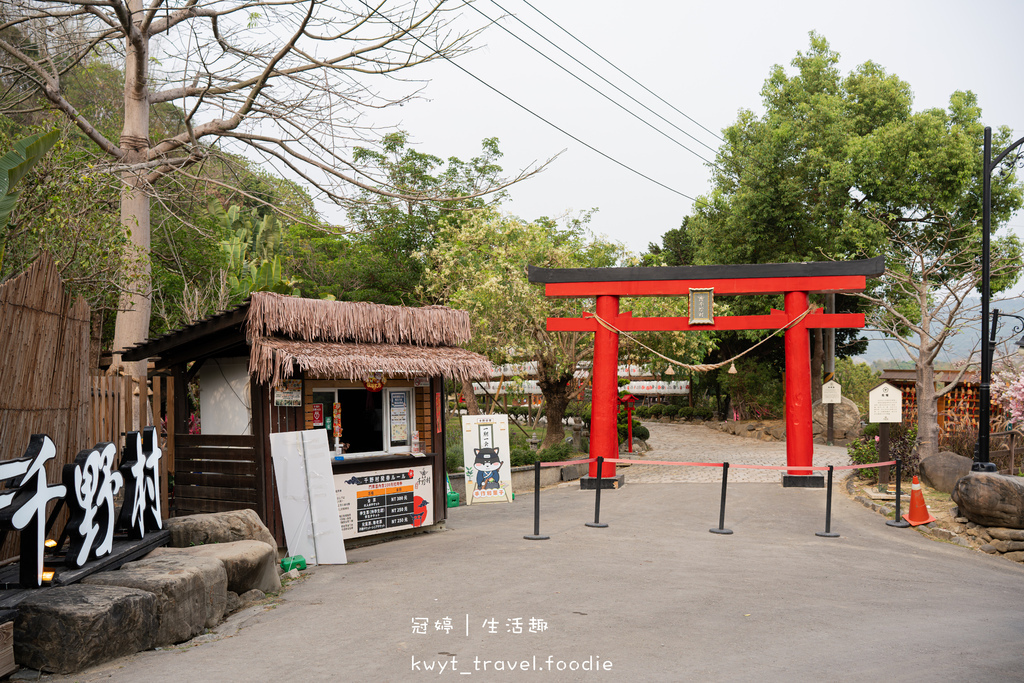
[[588, 295, 623, 486], [783, 291, 814, 479]]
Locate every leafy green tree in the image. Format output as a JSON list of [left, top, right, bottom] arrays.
[[422, 209, 623, 449], [834, 357, 879, 416], [676, 34, 1023, 458], [288, 133, 509, 305]]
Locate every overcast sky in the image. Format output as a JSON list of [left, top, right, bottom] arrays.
[[351, 0, 1024, 265]]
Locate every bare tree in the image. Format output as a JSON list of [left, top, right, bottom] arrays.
[[853, 215, 1021, 462], [0, 0, 531, 375]]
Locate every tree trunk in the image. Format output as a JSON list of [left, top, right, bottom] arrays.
[[540, 385, 570, 450], [461, 378, 480, 415], [109, 0, 151, 378], [917, 358, 939, 462], [811, 328, 823, 404]]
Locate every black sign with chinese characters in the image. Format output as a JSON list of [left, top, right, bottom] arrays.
[[0, 426, 163, 588]]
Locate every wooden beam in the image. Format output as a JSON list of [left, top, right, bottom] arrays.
[[543, 275, 868, 298], [547, 311, 865, 333]]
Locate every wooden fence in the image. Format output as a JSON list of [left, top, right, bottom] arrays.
[[89, 374, 173, 516], [172, 434, 261, 517]]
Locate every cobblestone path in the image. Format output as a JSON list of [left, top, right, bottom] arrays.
[[620, 421, 852, 483]]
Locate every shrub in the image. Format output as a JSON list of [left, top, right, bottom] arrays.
[[848, 437, 879, 479], [678, 406, 694, 420], [510, 447, 537, 467], [664, 405, 680, 418], [618, 419, 649, 442], [847, 423, 919, 481], [537, 441, 577, 463], [649, 404, 665, 417]]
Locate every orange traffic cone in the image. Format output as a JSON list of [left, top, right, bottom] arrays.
[[902, 475, 935, 526]]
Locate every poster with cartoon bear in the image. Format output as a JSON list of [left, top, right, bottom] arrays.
[[461, 414, 513, 504]]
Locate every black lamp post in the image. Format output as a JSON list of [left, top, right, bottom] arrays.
[[976, 127, 1024, 472]]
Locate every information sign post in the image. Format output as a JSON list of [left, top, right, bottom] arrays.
[[822, 380, 842, 445], [868, 382, 903, 487]]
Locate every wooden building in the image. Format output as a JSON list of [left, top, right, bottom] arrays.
[[879, 369, 1002, 431], [121, 293, 492, 546]]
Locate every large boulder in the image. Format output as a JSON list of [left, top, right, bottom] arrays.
[[952, 473, 1024, 529], [811, 397, 861, 438], [919, 451, 973, 494], [15, 585, 157, 674], [82, 558, 209, 646], [148, 540, 281, 595], [165, 508, 278, 550], [130, 554, 228, 629]]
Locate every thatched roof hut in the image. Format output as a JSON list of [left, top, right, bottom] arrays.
[[123, 292, 492, 384]]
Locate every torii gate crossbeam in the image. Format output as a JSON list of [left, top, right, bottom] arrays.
[[528, 257, 885, 486]]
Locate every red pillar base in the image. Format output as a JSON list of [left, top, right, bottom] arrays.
[[580, 475, 624, 490], [781, 474, 824, 488]]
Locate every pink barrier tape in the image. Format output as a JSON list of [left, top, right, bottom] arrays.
[[538, 457, 897, 471], [539, 458, 596, 468], [615, 459, 723, 467]]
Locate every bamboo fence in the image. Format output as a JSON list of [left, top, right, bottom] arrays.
[[0, 255, 90, 562]]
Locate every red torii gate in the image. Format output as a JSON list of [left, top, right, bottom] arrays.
[[527, 257, 884, 486]]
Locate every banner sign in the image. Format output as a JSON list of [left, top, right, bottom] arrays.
[[335, 466, 433, 538], [274, 379, 302, 407]]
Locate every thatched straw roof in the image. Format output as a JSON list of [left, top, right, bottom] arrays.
[[247, 292, 472, 346], [251, 337, 492, 386]]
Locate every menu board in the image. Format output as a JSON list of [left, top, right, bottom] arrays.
[[334, 466, 433, 538], [390, 391, 409, 446]]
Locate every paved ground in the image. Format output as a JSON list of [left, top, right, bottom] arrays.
[[39, 423, 1024, 683], [624, 422, 852, 483]]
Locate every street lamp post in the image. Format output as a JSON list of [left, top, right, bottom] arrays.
[[976, 127, 1024, 472]]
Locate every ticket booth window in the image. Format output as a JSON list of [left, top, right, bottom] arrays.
[[310, 387, 413, 454]]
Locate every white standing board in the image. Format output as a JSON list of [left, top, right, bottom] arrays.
[[822, 380, 842, 404], [270, 429, 348, 565], [868, 382, 903, 423]]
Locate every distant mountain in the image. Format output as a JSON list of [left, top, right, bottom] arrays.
[[852, 296, 1024, 368]]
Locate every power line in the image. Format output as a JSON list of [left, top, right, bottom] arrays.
[[359, 1, 706, 204], [521, 0, 724, 143], [485, 0, 719, 160], [442, 54, 701, 202]]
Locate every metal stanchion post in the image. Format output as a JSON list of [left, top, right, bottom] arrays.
[[709, 462, 733, 535], [886, 458, 910, 528], [524, 460, 549, 540], [816, 465, 840, 538], [586, 456, 608, 528]]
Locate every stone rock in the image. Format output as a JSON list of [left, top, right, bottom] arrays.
[[952, 473, 1024, 529], [165, 509, 278, 550], [919, 451, 973, 494], [987, 527, 1024, 542], [980, 544, 999, 554], [130, 555, 227, 629], [239, 589, 266, 609], [14, 585, 157, 674], [82, 558, 208, 646], [990, 539, 1024, 553], [929, 528, 957, 542], [148, 540, 281, 595], [1003, 551, 1024, 563], [954, 517, 969, 524], [226, 591, 242, 614], [285, 568, 300, 580], [811, 397, 861, 437]]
